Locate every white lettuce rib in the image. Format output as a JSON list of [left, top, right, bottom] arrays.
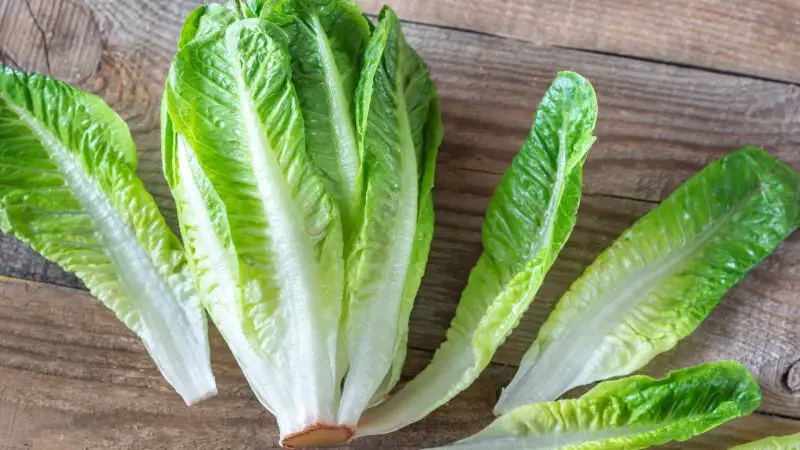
[[235, 71, 337, 432]]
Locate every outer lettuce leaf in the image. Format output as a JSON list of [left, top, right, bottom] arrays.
[[224, 0, 264, 19], [164, 97, 279, 413], [372, 97, 443, 404], [438, 361, 760, 450], [337, 7, 439, 426], [357, 71, 598, 436], [177, 4, 236, 49], [496, 147, 800, 414], [249, 0, 276, 16], [0, 66, 215, 404], [266, 0, 370, 225], [730, 433, 800, 449], [165, 19, 344, 439]]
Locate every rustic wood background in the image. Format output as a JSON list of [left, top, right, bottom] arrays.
[[1, 0, 799, 448]]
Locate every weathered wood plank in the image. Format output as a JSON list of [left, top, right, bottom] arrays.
[[1, 0, 799, 446], [0, 277, 796, 449], [359, 0, 800, 84]]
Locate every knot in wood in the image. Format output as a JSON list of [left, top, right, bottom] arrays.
[[785, 360, 800, 392]]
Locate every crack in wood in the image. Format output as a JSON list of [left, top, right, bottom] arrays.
[[554, 45, 800, 88], [21, 0, 51, 75], [0, 48, 20, 68]]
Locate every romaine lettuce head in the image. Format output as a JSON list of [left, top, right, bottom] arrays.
[[164, 3, 443, 444]]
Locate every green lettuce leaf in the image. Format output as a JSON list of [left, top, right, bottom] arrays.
[[176, 4, 236, 49], [225, 0, 260, 19], [337, 7, 441, 426], [496, 147, 800, 414], [372, 97, 443, 405], [438, 361, 760, 450], [264, 2, 371, 402], [730, 433, 800, 449], [266, 0, 370, 226], [357, 71, 598, 436], [0, 65, 215, 404], [165, 18, 344, 439]]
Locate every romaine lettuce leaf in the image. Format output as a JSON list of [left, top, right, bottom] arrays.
[[0, 65, 216, 404], [438, 361, 760, 450], [264, 2, 371, 401], [730, 433, 800, 449], [495, 147, 800, 414], [266, 0, 370, 226], [372, 97, 443, 405], [225, 0, 261, 19], [165, 18, 345, 441], [357, 71, 598, 436], [337, 7, 441, 426], [177, 4, 236, 49]]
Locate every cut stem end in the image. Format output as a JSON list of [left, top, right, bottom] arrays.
[[281, 424, 354, 448]]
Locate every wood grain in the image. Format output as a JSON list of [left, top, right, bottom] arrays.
[[0, 277, 795, 449], [0, 0, 103, 84], [360, 0, 800, 84], [1, 0, 799, 447]]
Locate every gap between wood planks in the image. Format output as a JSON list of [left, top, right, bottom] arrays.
[[378, 14, 800, 88], [360, 0, 800, 86], [555, 46, 800, 88]]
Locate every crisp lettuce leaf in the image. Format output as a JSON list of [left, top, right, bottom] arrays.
[[266, 0, 370, 225], [176, 4, 236, 49], [496, 147, 800, 414], [372, 97, 443, 405], [164, 96, 279, 412], [165, 18, 344, 439], [438, 361, 760, 450], [0, 65, 215, 404], [730, 433, 800, 449], [225, 0, 260, 19], [265, 2, 371, 402], [357, 71, 598, 436], [337, 7, 440, 426]]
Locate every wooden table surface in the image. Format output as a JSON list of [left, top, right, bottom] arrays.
[[1, 0, 799, 448]]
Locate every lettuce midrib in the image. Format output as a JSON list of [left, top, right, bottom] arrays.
[[7, 96, 191, 339], [5, 95, 211, 399]]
